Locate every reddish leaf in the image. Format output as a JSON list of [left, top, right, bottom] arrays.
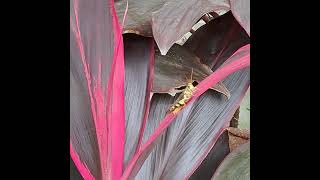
[[123, 34, 155, 167], [115, 0, 166, 36], [230, 0, 250, 36], [70, 0, 125, 179], [184, 11, 250, 69], [122, 44, 250, 179], [134, 66, 249, 179], [152, 0, 230, 55], [189, 128, 250, 180], [189, 131, 230, 180], [153, 44, 230, 98], [70, 69, 100, 180]]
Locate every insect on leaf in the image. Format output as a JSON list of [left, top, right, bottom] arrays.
[[153, 44, 230, 98]]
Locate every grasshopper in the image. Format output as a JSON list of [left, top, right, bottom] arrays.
[[168, 69, 196, 114]]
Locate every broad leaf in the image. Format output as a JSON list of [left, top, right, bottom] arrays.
[[135, 66, 249, 179], [153, 44, 230, 98], [115, 0, 166, 36], [122, 44, 250, 179], [189, 131, 230, 180], [152, 0, 230, 55], [230, 0, 250, 36], [184, 11, 250, 70], [70, 0, 125, 179], [189, 127, 250, 180], [212, 142, 250, 180], [123, 34, 155, 167]]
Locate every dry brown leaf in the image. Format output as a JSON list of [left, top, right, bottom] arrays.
[[227, 127, 250, 151]]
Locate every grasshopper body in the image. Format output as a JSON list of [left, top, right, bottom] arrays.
[[169, 69, 196, 114]]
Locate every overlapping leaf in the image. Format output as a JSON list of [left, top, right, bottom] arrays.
[[71, 0, 250, 179], [115, 0, 166, 36], [230, 0, 250, 36], [123, 34, 155, 167], [153, 44, 230, 98], [135, 66, 249, 179], [184, 11, 250, 70], [152, 0, 230, 55], [70, 0, 125, 179], [70, 69, 100, 179], [212, 142, 250, 180], [122, 44, 250, 179], [189, 127, 250, 180], [189, 131, 230, 180]]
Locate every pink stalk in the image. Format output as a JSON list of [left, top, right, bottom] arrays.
[[104, 1, 127, 179], [121, 44, 250, 179]]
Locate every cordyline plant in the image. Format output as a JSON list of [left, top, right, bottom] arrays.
[[70, 0, 250, 179]]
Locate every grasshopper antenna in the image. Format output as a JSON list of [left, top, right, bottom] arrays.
[[190, 68, 193, 83]]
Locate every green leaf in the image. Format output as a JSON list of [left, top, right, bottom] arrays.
[[212, 142, 250, 180]]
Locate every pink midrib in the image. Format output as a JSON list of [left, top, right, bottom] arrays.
[[121, 45, 250, 179], [71, 0, 125, 179]]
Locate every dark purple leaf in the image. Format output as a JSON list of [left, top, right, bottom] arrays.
[[212, 142, 250, 180], [135, 94, 174, 180], [115, 0, 166, 36], [122, 45, 250, 179], [230, 0, 250, 36], [152, 0, 230, 55], [153, 44, 230, 98], [123, 34, 155, 167], [70, 64, 101, 179], [184, 11, 250, 70], [135, 66, 249, 179], [189, 131, 230, 180], [70, 0, 126, 178]]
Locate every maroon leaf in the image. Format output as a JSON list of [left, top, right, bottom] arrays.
[[153, 44, 230, 98], [230, 0, 250, 36], [70, 68, 101, 179], [122, 45, 250, 179], [115, 0, 166, 36], [123, 34, 155, 167], [134, 67, 249, 179], [152, 0, 230, 55], [189, 131, 230, 180], [135, 94, 174, 180], [70, 0, 126, 179], [184, 11, 250, 70]]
